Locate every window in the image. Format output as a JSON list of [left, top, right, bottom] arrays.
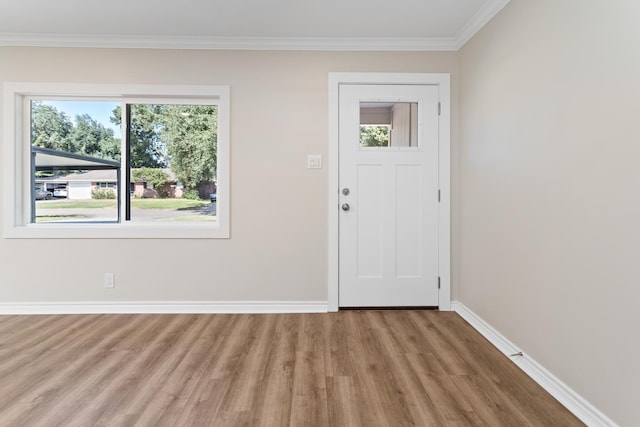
[[3, 83, 230, 238], [359, 102, 418, 148], [96, 182, 116, 189]]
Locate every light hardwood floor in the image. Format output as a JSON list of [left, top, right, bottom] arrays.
[[0, 311, 583, 426]]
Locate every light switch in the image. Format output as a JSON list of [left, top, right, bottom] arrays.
[[307, 154, 322, 169]]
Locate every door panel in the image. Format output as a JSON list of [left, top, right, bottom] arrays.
[[339, 84, 439, 307], [396, 164, 422, 278], [356, 164, 384, 278]]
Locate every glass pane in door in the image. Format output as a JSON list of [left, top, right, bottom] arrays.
[[360, 102, 418, 148]]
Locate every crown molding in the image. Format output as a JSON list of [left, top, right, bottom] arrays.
[[0, 1, 510, 52], [0, 33, 459, 51], [455, 0, 511, 49]]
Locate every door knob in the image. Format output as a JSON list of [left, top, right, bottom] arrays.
[[342, 203, 350, 211]]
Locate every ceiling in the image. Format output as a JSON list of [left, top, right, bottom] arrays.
[[0, 0, 510, 51]]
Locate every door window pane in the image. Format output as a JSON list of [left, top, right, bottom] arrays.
[[360, 102, 418, 148]]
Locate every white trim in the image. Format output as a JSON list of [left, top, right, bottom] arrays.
[[454, 0, 511, 49], [0, 301, 328, 315], [3, 82, 230, 239], [437, 76, 452, 311], [0, 0, 511, 54], [0, 33, 460, 52], [328, 73, 451, 311], [452, 301, 618, 427], [327, 75, 340, 312]]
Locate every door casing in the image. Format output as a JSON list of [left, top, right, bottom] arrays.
[[328, 73, 451, 311]]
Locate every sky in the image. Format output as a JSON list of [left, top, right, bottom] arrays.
[[43, 100, 121, 134]]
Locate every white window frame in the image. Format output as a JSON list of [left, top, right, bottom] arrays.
[[3, 82, 230, 239]]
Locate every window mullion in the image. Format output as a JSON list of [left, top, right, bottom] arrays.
[[125, 103, 131, 222]]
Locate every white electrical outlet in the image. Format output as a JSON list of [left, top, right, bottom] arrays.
[[104, 273, 115, 288]]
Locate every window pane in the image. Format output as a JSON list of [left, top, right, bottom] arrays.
[[360, 102, 418, 148], [128, 104, 218, 223], [30, 100, 121, 223]]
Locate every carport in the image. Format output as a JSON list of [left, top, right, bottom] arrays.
[[31, 146, 121, 223]]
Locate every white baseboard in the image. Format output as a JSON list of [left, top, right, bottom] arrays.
[[451, 301, 617, 427], [0, 301, 328, 315]]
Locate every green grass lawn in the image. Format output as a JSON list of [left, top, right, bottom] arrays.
[[131, 199, 209, 210], [38, 198, 209, 210], [37, 200, 116, 209]]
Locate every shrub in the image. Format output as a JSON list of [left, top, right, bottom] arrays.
[[155, 186, 170, 199], [132, 168, 170, 198], [92, 188, 116, 199], [184, 189, 201, 200]]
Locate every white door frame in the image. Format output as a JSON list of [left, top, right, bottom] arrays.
[[328, 73, 451, 311]]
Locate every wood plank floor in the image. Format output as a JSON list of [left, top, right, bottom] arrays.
[[0, 311, 583, 426]]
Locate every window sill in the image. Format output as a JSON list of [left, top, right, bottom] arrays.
[[3, 222, 229, 239]]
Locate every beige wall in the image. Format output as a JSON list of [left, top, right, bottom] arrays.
[[0, 48, 458, 302], [459, 1, 640, 425], [6, 3, 634, 421]]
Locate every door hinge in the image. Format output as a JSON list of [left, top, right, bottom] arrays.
[[438, 277, 441, 289], [438, 102, 441, 116], [438, 189, 441, 202]]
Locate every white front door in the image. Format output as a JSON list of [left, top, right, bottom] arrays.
[[338, 84, 440, 307]]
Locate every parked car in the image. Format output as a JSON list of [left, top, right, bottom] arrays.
[[35, 189, 53, 200], [53, 188, 68, 198], [209, 192, 217, 203]]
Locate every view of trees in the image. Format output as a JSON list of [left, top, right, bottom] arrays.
[[360, 125, 390, 147], [111, 104, 218, 192], [31, 101, 218, 197], [110, 105, 166, 169], [31, 102, 120, 162], [161, 105, 217, 192], [131, 168, 171, 198]]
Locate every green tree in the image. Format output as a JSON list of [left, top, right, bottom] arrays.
[[360, 125, 390, 147], [132, 167, 170, 198], [111, 105, 166, 168], [31, 101, 74, 151], [161, 105, 217, 192], [31, 102, 120, 162], [69, 114, 120, 162], [111, 103, 217, 194]]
